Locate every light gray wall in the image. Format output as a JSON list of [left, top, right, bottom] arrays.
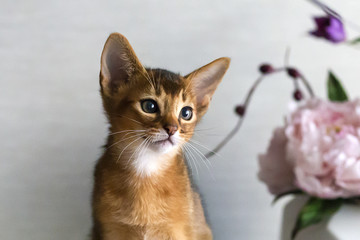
[[1, 0, 360, 239]]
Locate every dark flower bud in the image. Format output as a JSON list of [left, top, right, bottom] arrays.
[[287, 68, 300, 79], [259, 64, 274, 74], [235, 105, 246, 116], [293, 90, 303, 101]]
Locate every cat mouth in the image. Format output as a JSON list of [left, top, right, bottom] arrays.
[[141, 135, 176, 152], [151, 137, 174, 146]]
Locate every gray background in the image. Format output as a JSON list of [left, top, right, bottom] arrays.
[[2, 0, 360, 239]]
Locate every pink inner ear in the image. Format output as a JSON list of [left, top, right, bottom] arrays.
[[106, 52, 131, 86], [194, 79, 218, 106], [188, 57, 230, 108], [100, 33, 145, 93]]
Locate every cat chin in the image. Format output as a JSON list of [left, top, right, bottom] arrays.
[[148, 133, 180, 154], [149, 139, 175, 153]]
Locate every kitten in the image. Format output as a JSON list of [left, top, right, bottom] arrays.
[[92, 33, 230, 240]]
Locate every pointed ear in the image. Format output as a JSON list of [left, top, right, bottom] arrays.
[[186, 57, 230, 116], [100, 33, 145, 95]]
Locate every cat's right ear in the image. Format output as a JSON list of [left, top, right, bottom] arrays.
[[100, 33, 145, 95]]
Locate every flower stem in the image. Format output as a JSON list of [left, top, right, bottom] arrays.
[[307, 0, 341, 19], [299, 73, 315, 98], [205, 117, 243, 158], [205, 67, 315, 158], [205, 75, 264, 158]]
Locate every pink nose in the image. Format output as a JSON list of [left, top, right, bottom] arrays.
[[164, 125, 178, 136]]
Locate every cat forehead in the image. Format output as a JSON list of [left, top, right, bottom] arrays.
[[145, 68, 188, 99]]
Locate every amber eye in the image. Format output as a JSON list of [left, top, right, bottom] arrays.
[[141, 99, 158, 113], [180, 106, 193, 120]]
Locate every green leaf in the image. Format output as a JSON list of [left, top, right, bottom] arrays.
[[291, 197, 343, 240], [327, 71, 348, 102], [349, 37, 360, 45], [272, 190, 303, 205]]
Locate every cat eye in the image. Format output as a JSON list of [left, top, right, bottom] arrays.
[[141, 99, 158, 113], [180, 106, 193, 120]]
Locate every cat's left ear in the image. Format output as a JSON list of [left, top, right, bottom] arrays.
[[100, 33, 145, 95], [185, 57, 230, 116]]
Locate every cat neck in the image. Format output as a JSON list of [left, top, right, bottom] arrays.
[[95, 149, 192, 226]]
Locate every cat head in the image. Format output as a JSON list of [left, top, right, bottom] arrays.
[[100, 33, 230, 175]]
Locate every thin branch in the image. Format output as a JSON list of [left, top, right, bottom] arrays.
[[205, 67, 315, 158]]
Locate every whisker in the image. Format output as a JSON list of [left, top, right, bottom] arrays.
[[194, 126, 220, 132], [176, 136, 215, 179], [186, 142, 215, 180], [107, 133, 146, 150], [112, 114, 143, 125], [132, 136, 153, 171], [116, 135, 145, 164], [145, 70, 156, 89], [182, 146, 191, 172], [109, 129, 146, 136], [183, 144, 199, 177], [186, 142, 213, 168], [141, 136, 153, 158], [188, 139, 222, 158], [128, 136, 150, 163], [181, 147, 193, 176], [150, 70, 157, 90], [189, 142, 212, 163], [139, 136, 152, 159], [181, 132, 223, 137], [139, 70, 156, 90]]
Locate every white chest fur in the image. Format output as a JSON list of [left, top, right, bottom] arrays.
[[132, 148, 178, 177]]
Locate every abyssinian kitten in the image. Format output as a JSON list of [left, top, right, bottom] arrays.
[[92, 33, 230, 240]]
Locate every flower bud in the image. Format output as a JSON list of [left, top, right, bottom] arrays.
[[235, 105, 246, 116], [310, 16, 346, 43], [293, 90, 303, 101], [259, 64, 274, 74], [287, 68, 300, 79]]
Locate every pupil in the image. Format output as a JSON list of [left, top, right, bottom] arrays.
[[181, 107, 192, 120], [147, 102, 154, 110], [141, 99, 158, 113]]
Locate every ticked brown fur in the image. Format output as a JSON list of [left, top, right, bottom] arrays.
[[92, 33, 230, 240]]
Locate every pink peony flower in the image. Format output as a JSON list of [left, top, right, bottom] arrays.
[[258, 128, 296, 195], [259, 98, 360, 199]]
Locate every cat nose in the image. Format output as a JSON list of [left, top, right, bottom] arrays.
[[164, 125, 178, 136]]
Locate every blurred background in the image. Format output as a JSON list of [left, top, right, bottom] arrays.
[[2, 0, 360, 239]]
